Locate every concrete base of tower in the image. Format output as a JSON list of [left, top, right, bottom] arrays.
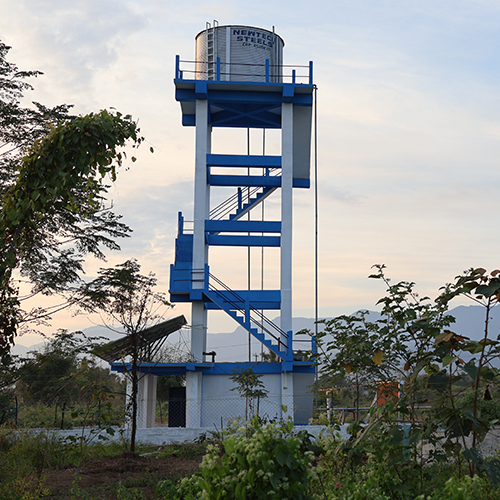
[[112, 361, 316, 428], [188, 371, 315, 428]]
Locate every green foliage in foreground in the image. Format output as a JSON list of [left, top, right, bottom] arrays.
[[2, 416, 500, 499], [155, 415, 500, 500], [157, 417, 313, 500]]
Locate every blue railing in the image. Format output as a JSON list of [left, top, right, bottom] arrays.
[[207, 272, 288, 351], [175, 56, 313, 85]]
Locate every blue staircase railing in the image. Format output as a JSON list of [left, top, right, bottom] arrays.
[[209, 170, 280, 221], [206, 272, 291, 360]]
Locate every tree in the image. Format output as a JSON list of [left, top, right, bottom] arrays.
[[0, 40, 144, 353], [229, 366, 269, 421], [314, 265, 500, 480], [76, 259, 171, 452], [16, 330, 123, 406], [0, 41, 73, 195]]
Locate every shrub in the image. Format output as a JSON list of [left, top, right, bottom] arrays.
[[458, 392, 500, 424], [160, 417, 313, 500]]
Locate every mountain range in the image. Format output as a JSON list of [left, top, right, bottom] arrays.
[[11, 305, 500, 364]]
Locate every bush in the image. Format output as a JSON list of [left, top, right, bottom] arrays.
[[160, 417, 313, 500], [458, 392, 500, 424]]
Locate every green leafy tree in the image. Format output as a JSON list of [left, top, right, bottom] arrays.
[[0, 41, 74, 194], [16, 330, 123, 407], [0, 40, 143, 355], [76, 259, 171, 451], [314, 265, 500, 480], [229, 366, 269, 421]]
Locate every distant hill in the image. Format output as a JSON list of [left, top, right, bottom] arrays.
[[11, 305, 500, 363]]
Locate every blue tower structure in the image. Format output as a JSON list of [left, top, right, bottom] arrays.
[[168, 24, 316, 427]]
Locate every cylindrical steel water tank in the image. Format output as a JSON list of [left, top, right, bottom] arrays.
[[195, 25, 284, 83]]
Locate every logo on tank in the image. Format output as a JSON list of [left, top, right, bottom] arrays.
[[232, 29, 275, 48]]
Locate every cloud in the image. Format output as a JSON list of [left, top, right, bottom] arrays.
[[5, 0, 148, 94]]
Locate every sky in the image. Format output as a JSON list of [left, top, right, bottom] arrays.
[[2, 0, 500, 349]]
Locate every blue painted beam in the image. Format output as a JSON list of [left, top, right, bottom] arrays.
[[293, 178, 310, 188], [204, 289, 280, 310], [207, 154, 281, 168], [205, 220, 281, 233], [111, 361, 316, 376], [206, 234, 280, 247], [175, 88, 313, 107], [182, 114, 195, 126], [208, 174, 281, 187], [209, 89, 313, 105], [210, 113, 281, 128]]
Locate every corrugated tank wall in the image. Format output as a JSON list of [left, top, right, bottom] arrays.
[[195, 25, 284, 82]]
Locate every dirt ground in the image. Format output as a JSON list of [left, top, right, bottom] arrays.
[[43, 450, 203, 499]]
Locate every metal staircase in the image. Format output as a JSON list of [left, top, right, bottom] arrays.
[[205, 273, 291, 361], [210, 185, 277, 222], [170, 168, 289, 358]]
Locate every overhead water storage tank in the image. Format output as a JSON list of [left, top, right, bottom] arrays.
[[195, 25, 284, 83]]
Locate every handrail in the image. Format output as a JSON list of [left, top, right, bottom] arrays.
[[209, 170, 281, 221], [175, 55, 313, 85], [179, 59, 310, 68], [208, 272, 288, 349], [209, 186, 260, 220]]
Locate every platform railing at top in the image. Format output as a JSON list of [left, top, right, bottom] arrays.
[[175, 56, 313, 85]]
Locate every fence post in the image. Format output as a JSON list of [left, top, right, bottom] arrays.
[[61, 402, 66, 430], [265, 59, 270, 83], [97, 399, 101, 429]]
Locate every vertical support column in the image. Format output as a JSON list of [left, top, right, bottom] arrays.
[[281, 102, 293, 355], [187, 97, 211, 428], [144, 374, 158, 428], [127, 374, 157, 429], [280, 369, 294, 420], [186, 371, 203, 428], [191, 98, 211, 363]]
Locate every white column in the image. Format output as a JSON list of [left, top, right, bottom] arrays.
[[186, 371, 203, 427], [145, 374, 157, 428], [127, 374, 157, 429], [191, 98, 211, 362], [280, 102, 293, 352], [187, 98, 210, 428], [280, 370, 294, 421]]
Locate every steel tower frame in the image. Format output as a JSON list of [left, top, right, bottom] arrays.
[[168, 55, 315, 426]]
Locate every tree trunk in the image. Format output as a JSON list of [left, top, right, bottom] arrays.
[[130, 331, 139, 453]]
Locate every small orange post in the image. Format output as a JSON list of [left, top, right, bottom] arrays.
[[377, 381, 400, 406]]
